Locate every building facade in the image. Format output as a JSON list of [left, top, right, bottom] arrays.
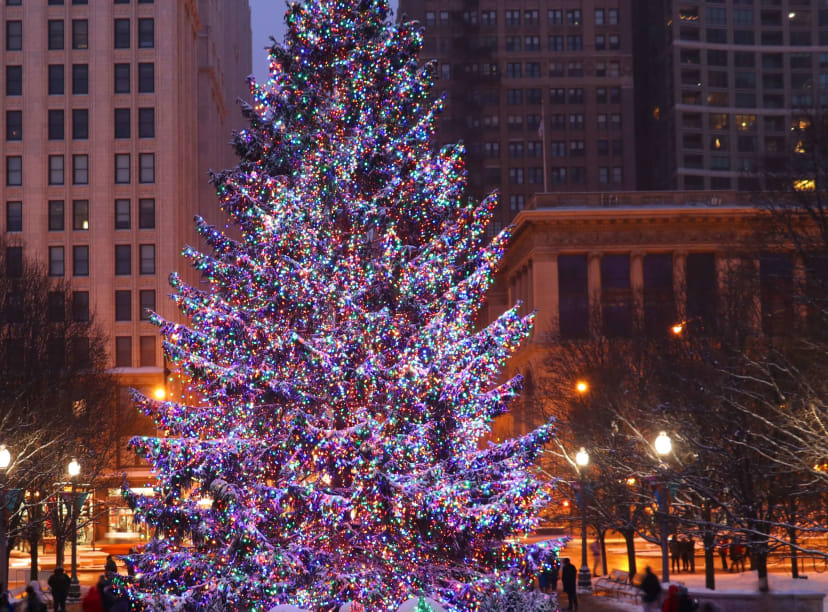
[[0, 0, 251, 543], [397, 0, 637, 230], [634, 0, 828, 191]]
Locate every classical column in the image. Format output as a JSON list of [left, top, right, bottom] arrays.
[[531, 252, 559, 341], [630, 251, 644, 331], [673, 251, 687, 325], [588, 252, 602, 337]]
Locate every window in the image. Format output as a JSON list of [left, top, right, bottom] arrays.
[[558, 254, 589, 338], [706, 7, 727, 25], [115, 154, 130, 183], [566, 9, 582, 25], [114, 64, 130, 93], [505, 10, 520, 26], [6, 111, 21, 141], [7, 21, 22, 51], [49, 200, 64, 231], [505, 36, 521, 52], [139, 289, 155, 320], [481, 10, 496, 26], [115, 290, 131, 321], [439, 11, 448, 25], [549, 141, 565, 157], [509, 195, 525, 212], [526, 88, 542, 105], [524, 9, 539, 25], [139, 244, 155, 274], [73, 245, 89, 276], [138, 108, 154, 138], [734, 30, 755, 44], [568, 88, 584, 104], [114, 19, 130, 48], [597, 139, 609, 156], [138, 63, 154, 93], [548, 9, 563, 25], [710, 113, 729, 130], [114, 108, 130, 139], [525, 35, 540, 51], [73, 200, 88, 231], [6, 156, 22, 186], [72, 109, 89, 140], [608, 62, 620, 77], [569, 113, 584, 130], [549, 88, 565, 104], [608, 9, 619, 24], [6, 66, 21, 96], [48, 110, 64, 140], [6, 247, 22, 278], [484, 142, 499, 158], [595, 35, 606, 50], [567, 35, 583, 51], [115, 337, 131, 367], [47, 292, 65, 324], [73, 291, 89, 322], [138, 18, 154, 48], [6, 201, 22, 232], [595, 9, 605, 25], [527, 141, 542, 158], [73, 154, 88, 185], [138, 198, 155, 229], [507, 141, 523, 158], [569, 140, 585, 156], [49, 246, 65, 277], [139, 153, 154, 183], [548, 35, 563, 52], [48, 20, 64, 50], [140, 336, 156, 367], [508, 168, 524, 185], [708, 50, 728, 66], [72, 64, 88, 95], [599, 167, 609, 184], [115, 199, 130, 229], [608, 34, 620, 50], [506, 63, 521, 78], [439, 64, 450, 80], [72, 19, 88, 49], [115, 245, 131, 275], [48, 65, 64, 95], [49, 155, 64, 185], [612, 167, 623, 184], [526, 62, 541, 78], [734, 9, 753, 25]]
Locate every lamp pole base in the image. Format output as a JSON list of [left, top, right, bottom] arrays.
[[67, 577, 82, 602], [578, 565, 593, 592]]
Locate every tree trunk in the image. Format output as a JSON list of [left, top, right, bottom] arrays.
[[756, 551, 769, 591], [702, 503, 715, 590], [623, 528, 637, 578], [789, 525, 799, 579], [27, 535, 39, 581], [55, 535, 65, 569], [600, 529, 608, 576]]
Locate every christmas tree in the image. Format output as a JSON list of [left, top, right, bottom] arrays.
[[122, 0, 554, 609]]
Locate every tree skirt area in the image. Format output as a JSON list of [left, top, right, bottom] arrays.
[[591, 571, 828, 612]]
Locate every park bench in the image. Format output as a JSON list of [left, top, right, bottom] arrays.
[[594, 569, 641, 602]]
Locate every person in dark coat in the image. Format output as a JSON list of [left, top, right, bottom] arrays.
[[105, 555, 118, 575], [669, 536, 681, 573], [48, 566, 72, 612], [539, 549, 559, 593], [638, 566, 662, 612], [561, 557, 578, 610], [717, 537, 729, 571], [686, 537, 696, 573], [24, 584, 47, 612]]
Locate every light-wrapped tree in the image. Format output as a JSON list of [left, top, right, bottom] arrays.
[[122, 1, 554, 609]]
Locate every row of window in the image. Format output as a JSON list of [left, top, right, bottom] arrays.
[[5, 107, 155, 141], [681, 68, 823, 91], [115, 288, 155, 321], [5, 62, 157, 96], [681, 113, 811, 135], [483, 166, 624, 186], [679, 6, 828, 29], [503, 33, 621, 52], [6, 198, 154, 235], [443, 60, 623, 80], [680, 88, 826, 109], [45, 243, 155, 277], [4, 18, 154, 51], [426, 8, 620, 27], [681, 50, 826, 70], [678, 25, 826, 45], [114, 335, 156, 368], [4, 153, 155, 186]]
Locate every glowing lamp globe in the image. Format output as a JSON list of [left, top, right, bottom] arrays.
[[654, 432, 672, 456], [575, 447, 589, 467], [68, 458, 81, 478], [0, 446, 10, 470]]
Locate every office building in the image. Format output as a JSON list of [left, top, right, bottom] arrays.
[[634, 0, 828, 190], [397, 0, 637, 229], [0, 0, 251, 542]]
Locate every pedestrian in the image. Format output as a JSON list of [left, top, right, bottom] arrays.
[[97, 575, 117, 612], [662, 584, 680, 612], [676, 586, 698, 612], [680, 538, 690, 572], [82, 578, 104, 612], [669, 535, 681, 573], [638, 566, 662, 612], [717, 537, 729, 571], [561, 557, 578, 610], [686, 536, 696, 573], [48, 566, 71, 612], [105, 555, 118, 575], [23, 584, 47, 612], [590, 539, 602, 576], [0, 583, 13, 612]]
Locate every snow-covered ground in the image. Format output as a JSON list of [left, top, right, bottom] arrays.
[[596, 571, 828, 612]]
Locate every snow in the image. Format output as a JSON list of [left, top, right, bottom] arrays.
[[592, 571, 828, 612]]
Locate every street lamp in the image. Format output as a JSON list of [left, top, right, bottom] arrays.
[[654, 432, 672, 584], [0, 446, 10, 592], [575, 447, 592, 591], [67, 459, 81, 602]]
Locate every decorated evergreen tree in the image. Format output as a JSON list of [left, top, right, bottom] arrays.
[[122, 0, 554, 609]]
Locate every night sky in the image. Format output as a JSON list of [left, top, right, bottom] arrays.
[[249, 0, 401, 82]]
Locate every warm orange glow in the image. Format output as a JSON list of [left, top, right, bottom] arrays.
[[562, 500, 570, 507], [671, 323, 684, 335], [575, 380, 589, 394], [794, 179, 815, 192], [153, 387, 166, 400], [626, 477, 637, 486]]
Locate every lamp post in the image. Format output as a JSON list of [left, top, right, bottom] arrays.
[[0, 446, 10, 592], [67, 458, 81, 602], [575, 447, 592, 592], [654, 431, 672, 584]]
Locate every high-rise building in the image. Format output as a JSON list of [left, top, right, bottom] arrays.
[[634, 0, 828, 191], [0, 0, 251, 541], [397, 0, 637, 229]]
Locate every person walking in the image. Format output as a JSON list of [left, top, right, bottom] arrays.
[[23, 584, 47, 612], [669, 535, 681, 573], [48, 566, 71, 612], [561, 557, 578, 610], [0, 583, 13, 612], [686, 536, 696, 573], [638, 566, 662, 612], [590, 539, 602, 576]]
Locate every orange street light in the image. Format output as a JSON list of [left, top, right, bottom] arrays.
[[575, 380, 589, 394]]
